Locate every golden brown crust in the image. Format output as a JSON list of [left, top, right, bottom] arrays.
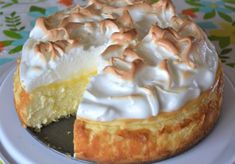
[[13, 59, 30, 127], [73, 64, 223, 163]]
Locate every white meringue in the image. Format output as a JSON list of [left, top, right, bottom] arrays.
[[19, 0, 218, 122]]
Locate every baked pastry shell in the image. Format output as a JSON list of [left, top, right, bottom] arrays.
[[14, 59, 29, 127]]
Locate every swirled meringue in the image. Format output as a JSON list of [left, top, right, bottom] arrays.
[[19, 0, 218, 122]]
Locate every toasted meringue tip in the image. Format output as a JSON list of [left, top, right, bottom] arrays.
[[101, 44, 123, 57], [111, 29, 137, 43]]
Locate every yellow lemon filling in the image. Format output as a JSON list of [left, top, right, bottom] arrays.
[[24, 71, 97, 128]]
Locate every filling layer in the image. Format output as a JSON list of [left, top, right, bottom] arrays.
[[23, 71, 96, 128]]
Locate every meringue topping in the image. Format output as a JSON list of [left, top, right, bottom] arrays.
[[20, 0, 218, 121]]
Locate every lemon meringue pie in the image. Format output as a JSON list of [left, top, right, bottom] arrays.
[[14, 0, 223, 163]]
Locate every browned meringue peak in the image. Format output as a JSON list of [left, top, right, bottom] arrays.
[[158, 59, 173, 87], [152, 0, 175, 18], [104, 47, 144, 80], [111, 29, 137, 44], [121, 47, 143, 62], [101, 43, 141, 65], [170, 16, 204, 41], [101, 44, 124, 59], [149, 25, 195, 67], [116, 10, 134, 31], [35, 40, 77, 61], [99, 10, 134, 34], [34, 17, 71, 42]]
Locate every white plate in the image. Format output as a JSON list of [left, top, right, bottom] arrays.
[[0, 65, 235, 164]]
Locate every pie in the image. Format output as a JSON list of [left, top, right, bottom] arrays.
[[13, 0, 224, 163]]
